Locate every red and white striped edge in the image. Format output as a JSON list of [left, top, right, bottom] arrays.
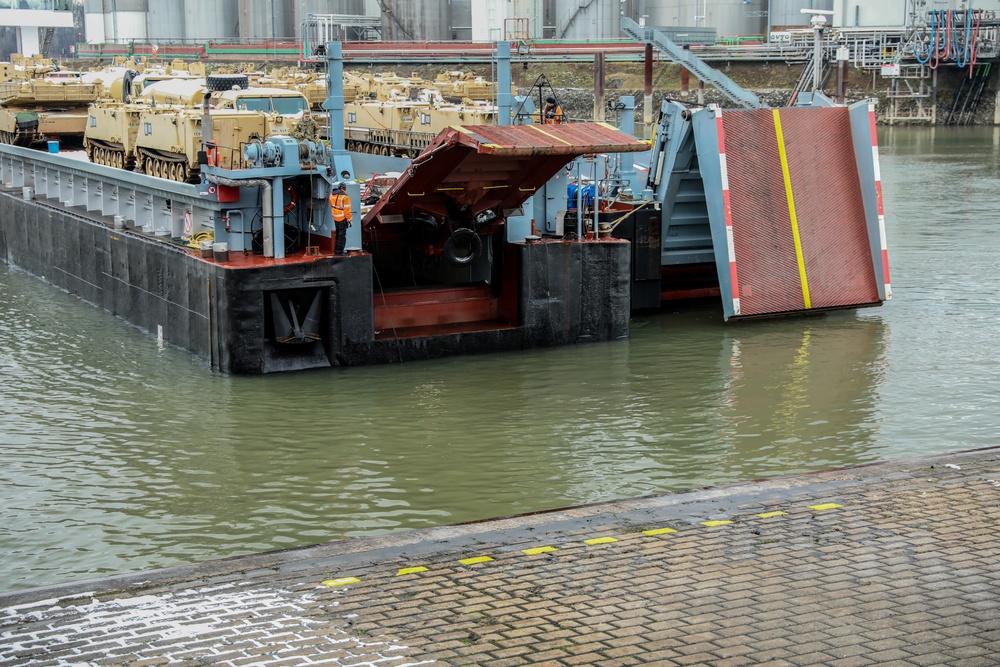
[[868, 103, 892, 300], [716, 109, 740, 316]]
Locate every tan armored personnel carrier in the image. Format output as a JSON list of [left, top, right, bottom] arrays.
[[254, 67, 329, 109], [85, 78, 207, 171], [344, 93, 497, 157], [86, 75, 310, 182], [0, 56, 208, 146], [432, 71, 504, 103]]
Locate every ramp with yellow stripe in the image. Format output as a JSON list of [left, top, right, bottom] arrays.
[[694, 104, 888, 319]]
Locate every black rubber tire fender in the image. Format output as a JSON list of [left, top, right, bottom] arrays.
[[442, 228, 483, 267]]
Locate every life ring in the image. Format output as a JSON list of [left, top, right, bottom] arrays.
[[442, 228, 482, 267], [283, 184, 298, 213]]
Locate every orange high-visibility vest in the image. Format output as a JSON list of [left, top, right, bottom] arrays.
[[329, 192, 352, 223]]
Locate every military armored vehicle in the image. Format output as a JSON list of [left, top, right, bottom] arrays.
[[85, 74, 310, 182], [0, 69, 112, 146], [344, 93, 497, 157]]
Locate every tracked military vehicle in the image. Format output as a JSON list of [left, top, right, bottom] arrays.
[[344, 92, 497, 157], [85, 73, 310, 182]]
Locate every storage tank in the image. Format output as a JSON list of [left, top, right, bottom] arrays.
[[83, 0, 148, 42], [470, 0, 542, 41], [831, 1, 906, 28], [555, 0, 619, 39], [643, 0, 767, 36], [768, 0, 834, 29], [183, 0, 238, 41], [385, 0, 451, 41], [294, 0, 368, 40], [147, 2, 185, 41], [452, 0, 472, 40], [240, 0, 294, 39]]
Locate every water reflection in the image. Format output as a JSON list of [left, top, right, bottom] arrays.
[[3, 126, 999, 591]]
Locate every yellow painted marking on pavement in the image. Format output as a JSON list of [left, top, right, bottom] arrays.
[[809, 503, 843, 511], [322, 577, 361, 587], [527, 124, 573, 145], [459, 556, 494, 565], [772, 108, 811, 309], [397, 566, 429, 576], [701, 520, 733, 527], [757, 511, 788, 519], [643, 527, 678, 536], [584, 537, 618, 545], [523, 546, 558, 555]]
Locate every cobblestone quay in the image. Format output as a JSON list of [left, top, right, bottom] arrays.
[[3, 447, 1000, 666]]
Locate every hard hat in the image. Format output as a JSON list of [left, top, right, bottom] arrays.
[[546, 96, 556, 103], [336, 181, 346, 190]]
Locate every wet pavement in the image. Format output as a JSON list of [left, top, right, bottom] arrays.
[[3, 447, 1000, 666]]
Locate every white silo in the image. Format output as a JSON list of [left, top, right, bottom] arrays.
[[147, 2, 184, 41], [832, 1, 905, 28], [642, 0, 768, 36], [555, 0, 620, 39], [83, 0, 148, 42], [240, 0, 294, 40], [183, 0, 239, 41], [769, 0, 834, 29], [383, 0, 451, 41]]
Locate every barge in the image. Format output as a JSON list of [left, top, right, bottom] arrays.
[[0, 39, 890, 374]]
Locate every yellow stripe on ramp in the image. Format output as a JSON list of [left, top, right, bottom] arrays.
[[527, 124, 573, 145], [772, 108, 811, 310]]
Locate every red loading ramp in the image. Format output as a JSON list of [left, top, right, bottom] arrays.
[[363, 122, 649, 228], [721, 107, 880, 317]]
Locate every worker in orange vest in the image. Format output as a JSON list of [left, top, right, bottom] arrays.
[[543, 96, 563, 124], [329, 181, 352, 255]]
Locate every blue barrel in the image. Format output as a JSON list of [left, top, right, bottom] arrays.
[[47, 141, 59, 154]]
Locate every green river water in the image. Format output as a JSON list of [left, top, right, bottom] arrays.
[[1, 127, 998, 591]]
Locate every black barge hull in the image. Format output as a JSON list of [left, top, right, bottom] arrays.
[[0, 190, 631, 374]]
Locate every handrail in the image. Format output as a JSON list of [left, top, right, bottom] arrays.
[[621, 17, 764, 109]]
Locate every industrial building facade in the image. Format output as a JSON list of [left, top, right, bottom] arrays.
[[72, 1, 1000, 44]]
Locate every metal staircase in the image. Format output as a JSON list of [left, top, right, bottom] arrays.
[[947, 64, 992, 126], [621, 17, 764, 109], [39, 27, 55, 57]]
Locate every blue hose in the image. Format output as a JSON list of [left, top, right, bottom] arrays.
[[915, 10, 934, 65]]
